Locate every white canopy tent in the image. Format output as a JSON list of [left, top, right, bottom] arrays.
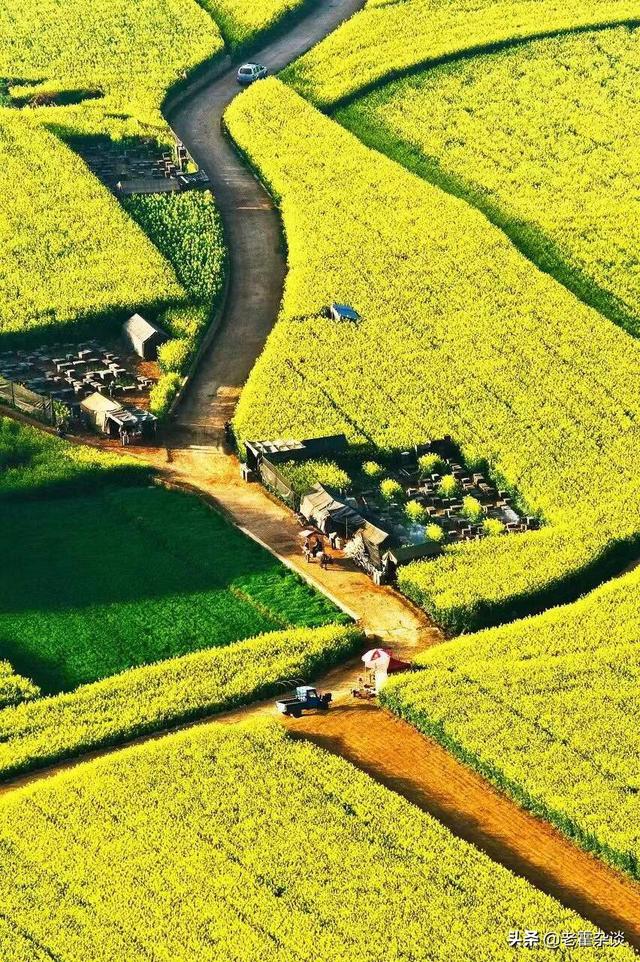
[[361, 648, 411, 692]]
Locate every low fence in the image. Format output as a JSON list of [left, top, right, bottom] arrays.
[[0, 376, 55, 424], [259, 457, 296, 508]]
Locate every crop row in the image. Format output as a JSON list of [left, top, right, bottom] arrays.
[[226, 79, 640, 629], [0, 624, 360, 780], [124, 193, 225, 309], [0, 720, 628, 960], [339, 26, 640, 336], [282, 0, 640, 108], [382, 564, 640, 880]]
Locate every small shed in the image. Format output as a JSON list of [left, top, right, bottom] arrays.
[[244, 434, 348, 473], [358, 521, 394, 569], [122, 314, 169, 360], [245, 438, 306, 473], [80, 392, 123, 434], [116, 179, 180, 196], [329, 303, 361, 323], [299, 484, 364, 537], [177, 170, 210, 190], [80, 393, 157, 438]]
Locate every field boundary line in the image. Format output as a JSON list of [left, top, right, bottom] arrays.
[[324, 16, 640, 112]]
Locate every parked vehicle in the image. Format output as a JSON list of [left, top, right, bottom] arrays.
[[276, 686, 332, 718], [237, 63, 268, 85]]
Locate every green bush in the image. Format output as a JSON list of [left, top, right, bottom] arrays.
[[483, 518, 505, 537], [160, 304, 209, 340], [362, 460, 384, 478], [380, 478, 404, 503], [158, 337, 191, 375], [280, 459, 351, 496], [149, 372, 182, 418], [438, 475, 459, 500], [418, 453, 444, 476], [0, 661, 40, 710], [426, 523, 445, 543], [405, 499, 427, 525], [462, 495, 484, 523]]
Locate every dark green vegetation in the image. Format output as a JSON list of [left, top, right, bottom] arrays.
[[0, 485, 345, 694], [124, 191, 227, 413], [0, 416, 148, 500], [123, 191, 225, 312]]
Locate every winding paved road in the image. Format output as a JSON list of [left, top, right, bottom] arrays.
[[167, 0, 364, 441]]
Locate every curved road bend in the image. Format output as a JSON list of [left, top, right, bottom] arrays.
[[168, 0, 364, 442]]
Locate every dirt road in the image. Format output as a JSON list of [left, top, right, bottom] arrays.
[[284, 700, 640, 949], [167, 0, 364, 439], [156, 442, 440, 647], [4, 666, 640, 948]]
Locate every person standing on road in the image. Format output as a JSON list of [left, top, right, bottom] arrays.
[[303, 536, 313, 563]]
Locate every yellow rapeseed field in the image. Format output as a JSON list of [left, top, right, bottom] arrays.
[[0, 115, 186, 338], [0, 0, 304, 351], [0, 624, 360, 778], [200, 0, 309, 49], [0, 721, 630, 960], [383, 564, 640, 878], [282, 0, 640, 107], [226, 79, 640, 629], [0, 0, 220, 341], [0, 0, 222, 126], [340, 26, 640, 335]]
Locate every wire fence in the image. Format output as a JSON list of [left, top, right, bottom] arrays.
[[259, 457, 296, 508], [0, 376, 55, 424]]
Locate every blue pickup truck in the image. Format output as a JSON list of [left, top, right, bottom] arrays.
[[276, 686, 332, 718]]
